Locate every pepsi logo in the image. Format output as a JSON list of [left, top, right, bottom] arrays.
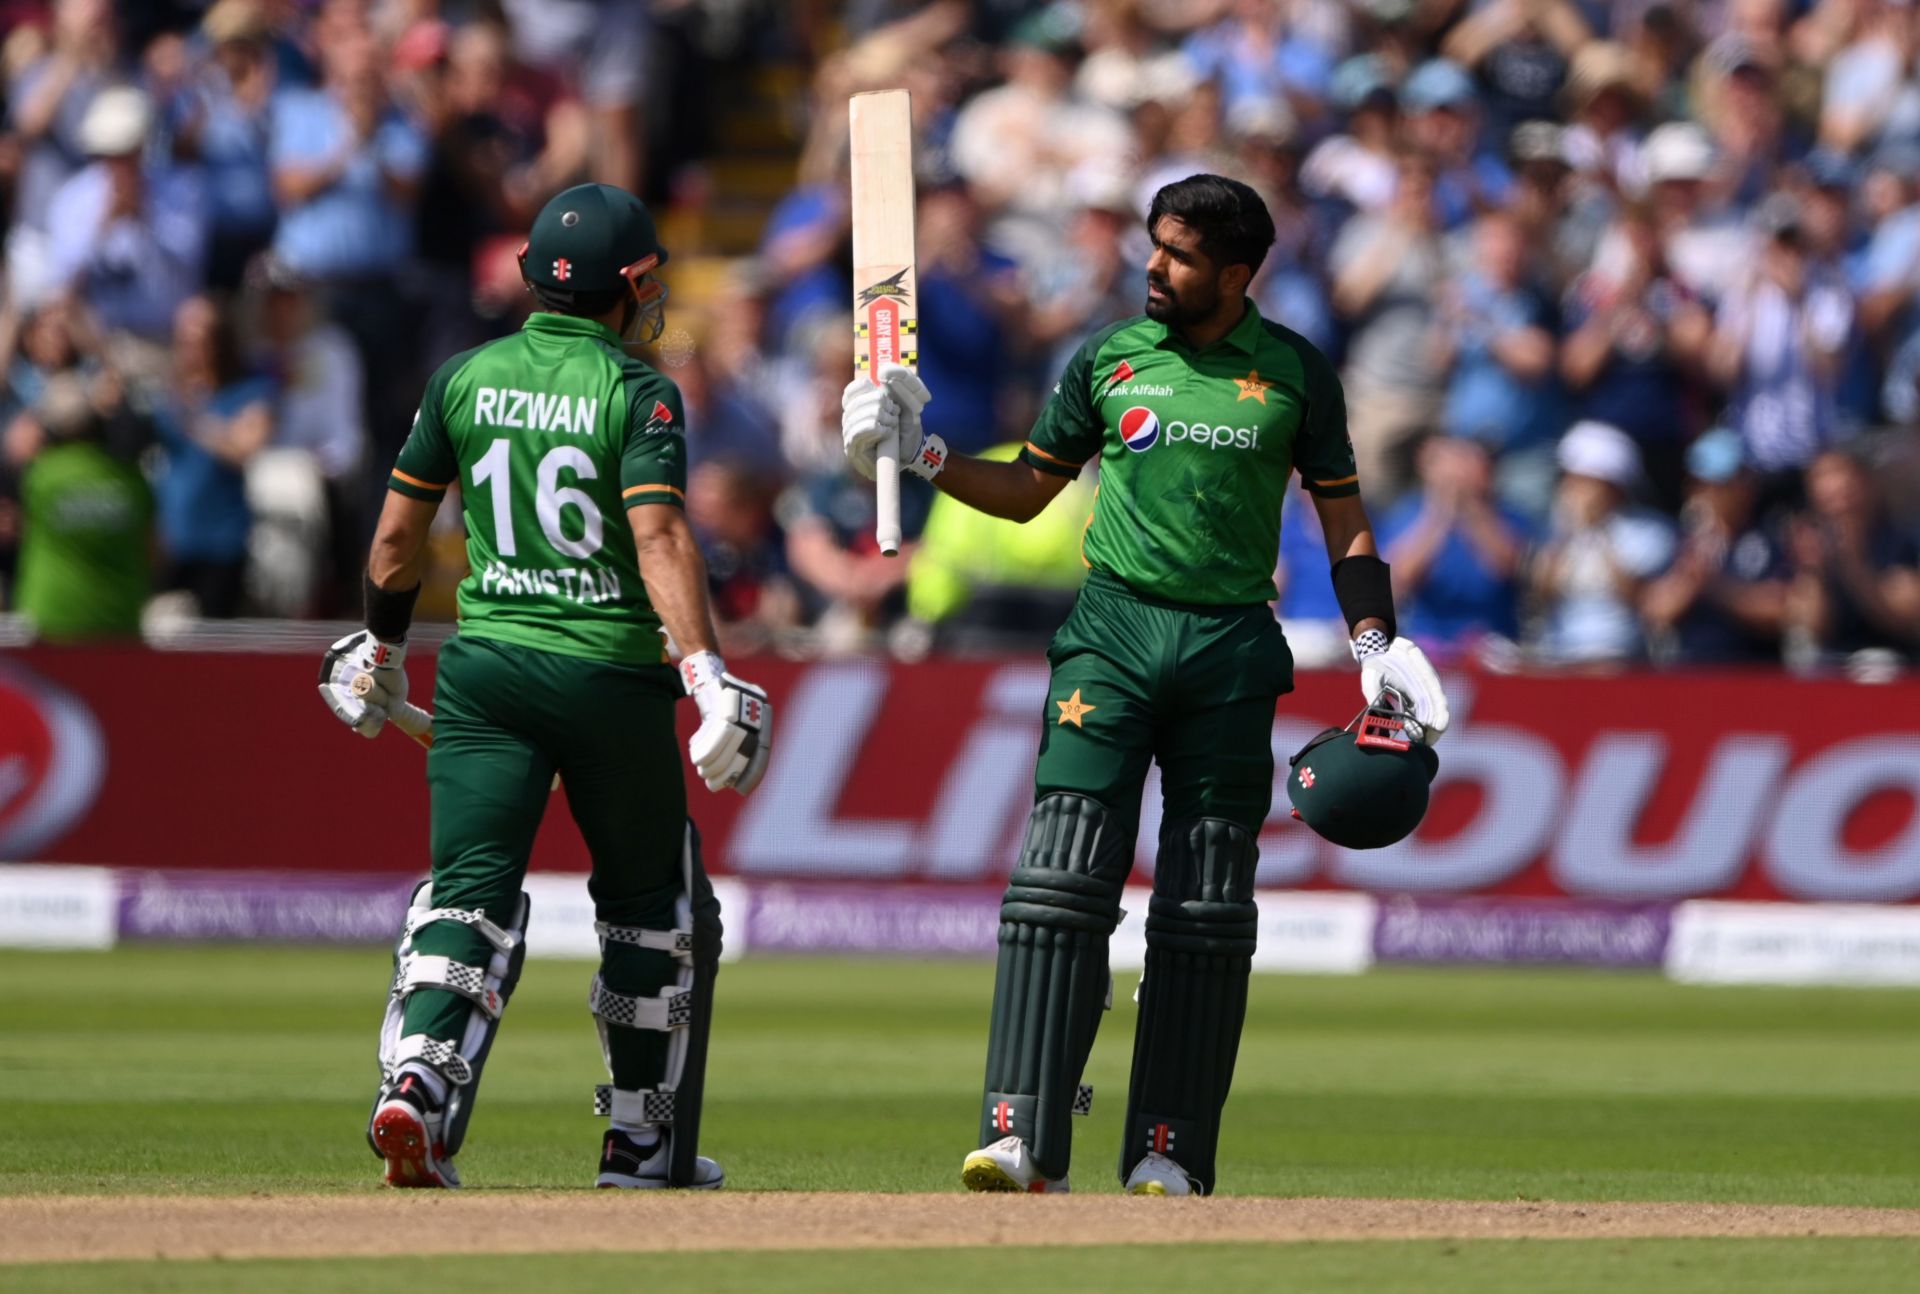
[[0, 663, 105, 859], [1119, 406, 1160, 453]]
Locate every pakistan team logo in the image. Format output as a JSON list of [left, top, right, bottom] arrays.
[[1120, 406, 1160, 453]]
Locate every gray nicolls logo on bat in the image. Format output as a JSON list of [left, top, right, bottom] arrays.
[[858, 269, 912, 306]]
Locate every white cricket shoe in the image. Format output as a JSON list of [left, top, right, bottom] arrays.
[[961, 1135, 1070, 1194], [596, 1129, 725, 1189], [1125, 1151, 1195, 1196], [371, 1079, 459, 1189]]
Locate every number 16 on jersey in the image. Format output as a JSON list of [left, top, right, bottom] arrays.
[[849, 89, 918, 558]]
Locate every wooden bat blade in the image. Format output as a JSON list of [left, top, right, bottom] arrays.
[[849, 89, 917, 558]]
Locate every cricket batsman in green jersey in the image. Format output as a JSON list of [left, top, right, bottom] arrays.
[[318, 184, 771, 1190], [843, 175, 1452, 1196]]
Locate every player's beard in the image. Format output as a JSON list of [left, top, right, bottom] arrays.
[[1145, 275, 1215, 327]]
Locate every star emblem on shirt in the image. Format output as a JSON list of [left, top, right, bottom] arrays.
[[1235, 370, 1271, 404], [1055, 688, 1097, 727]]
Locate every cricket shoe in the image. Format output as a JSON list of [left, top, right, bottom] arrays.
[[596, 1129, 725, 1190], [1124, 1151, 1195, 1197], [371, 1075, 459, 1189], [960, 1136, 1070, 1194]]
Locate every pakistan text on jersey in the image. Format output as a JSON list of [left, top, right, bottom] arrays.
[[480, 562, 624, 604], [474, 387, 600, 436]]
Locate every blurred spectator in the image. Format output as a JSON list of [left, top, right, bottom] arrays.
[[1300, 55, 1398, 212], [682, 264, 784, 470], [1377, 433, 1532, 654], [45, 86, 206, 342], [1402, 58, 1510, 229], [906, 441, 1091, 651], [1504, 120, 1595, 293], [1708, 194, 1855, 481], [1331, 149, 1446, 500], [7, 371, 151, 640], [152, 295, 274, 618], [1078, 0, 1199, 114], [170, 1, 281, 289], [1180, 0, 1334, 122], [1433, 210, 1561, 512], [1639, 426, 1790, 663], [948, 17, 1132, 228], [1561, 41, 1647, 196], [912, 181, 1022, 457], [1030, 176, 1143, 372], [1814, 1, 1917, 157], [498, 0, 647, 195], [248, 253, 365, 611], [686, 458, 798, 655], [1274, 492, 1348, 667], [1785, 448, 1920, 663], [4, 0, 122, 238], [1561, 206, 1713, 507], [1443, 0, 1591, 140], [1640, 120, 1751, 304], [1527, 420, 1676, 664], [1693, 35, 1791, 206]]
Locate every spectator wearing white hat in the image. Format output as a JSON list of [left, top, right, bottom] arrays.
[[1526, 420, 1676, 663], [4, 0, 124, 236], [43, 85, 208, 342], [1631, 120, 1752, 305]]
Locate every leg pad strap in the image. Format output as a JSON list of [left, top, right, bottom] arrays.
[[589, 976, 691, 1031]]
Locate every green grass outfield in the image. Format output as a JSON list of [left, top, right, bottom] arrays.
[[9, 1239, 1920, 1294], [2, 945, 1916, 1203]]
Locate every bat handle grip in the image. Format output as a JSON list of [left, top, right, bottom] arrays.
[[389, 700, 435, 749], [874, 428, 902, 557]]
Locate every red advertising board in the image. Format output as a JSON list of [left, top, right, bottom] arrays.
[[4, 646, 1919, 903]]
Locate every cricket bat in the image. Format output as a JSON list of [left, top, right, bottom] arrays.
[[848, 89, 917, 558]]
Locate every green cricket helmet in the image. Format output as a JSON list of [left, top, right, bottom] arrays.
[[518, 183, 669, 342], [1286, 693, 1439, 850]]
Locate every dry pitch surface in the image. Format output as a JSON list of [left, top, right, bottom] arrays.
[[5, 1194, 1918, 1265]]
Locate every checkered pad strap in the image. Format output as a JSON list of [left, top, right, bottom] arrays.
[[392, 1033, 474, 1086], [594, 922, 694, 960], [406, 906, 520, 955], [1073, 1084, 1094, 1116], [399, 954, 504, 1019], [593, 1085, 677, 1124], [587, 975, 691, 1032]]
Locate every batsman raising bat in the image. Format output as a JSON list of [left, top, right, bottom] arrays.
[[318, 183, 771, 1190], [842, 174, 1449, 1196]]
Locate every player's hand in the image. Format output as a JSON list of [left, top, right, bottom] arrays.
[[840, 375, 901, 480], [1354, 633, 1449, 745], [840, 367, 945, 481], [680, 651, 773, 795], [318, 630, 410, 739]]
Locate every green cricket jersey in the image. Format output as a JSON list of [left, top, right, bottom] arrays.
[[15, 440, 152, 640], [1021, 302, 1358, 606], [389, 312, 686, 663]]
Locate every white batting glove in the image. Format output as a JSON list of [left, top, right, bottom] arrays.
[[840, 375, 900, 481], [1353, 630, 1449, 745], [840, 367, 945, 482], [318, 630, 410, 739], [680, 650, 773, 795]]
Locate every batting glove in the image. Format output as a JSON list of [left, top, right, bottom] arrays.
[[681, 650, 773, 795], [1353, 630, 1449, 745], [318, 630, 410, 739]]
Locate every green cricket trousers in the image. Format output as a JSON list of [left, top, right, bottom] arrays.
[[404, 634, 690, 1087]]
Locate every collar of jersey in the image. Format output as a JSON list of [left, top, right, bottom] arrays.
[[524, 311, 625, 346], [1149, 298, 1264, 356]]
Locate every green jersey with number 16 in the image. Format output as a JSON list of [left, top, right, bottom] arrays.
[[388, 312, 685, 663]]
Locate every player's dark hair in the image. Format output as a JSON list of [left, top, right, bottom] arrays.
[[1146, 175, 1276, 277]]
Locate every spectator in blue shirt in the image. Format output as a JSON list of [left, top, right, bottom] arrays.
[[1181, 0, 1334, 123], [1275, 496, 1349, 667], [1379, 433, 1532, 655], [913, 181, 1020, 457], [170, 3, 281, 288], [268, 27, 427, 281], [1402, 59, 1512, 230], [153, 295, 274, 618], [45, 87, 207, 342]]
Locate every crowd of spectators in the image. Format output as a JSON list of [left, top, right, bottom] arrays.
[[3, 0, 1920, 675]]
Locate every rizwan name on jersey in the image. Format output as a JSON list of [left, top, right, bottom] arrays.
[[474, 387, 600, 436], [480, 562, 623, 604]]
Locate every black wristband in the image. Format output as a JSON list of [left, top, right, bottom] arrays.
[[364, 572, 421, 643], [1330, 554, 1396, 639]]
